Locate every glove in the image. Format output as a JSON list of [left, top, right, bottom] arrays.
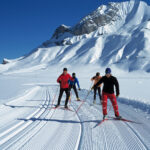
[[91, 86, 94, 90], [78, 88, 81, 91], [116, 94, 119, 97], [58, 81, 61, 84]]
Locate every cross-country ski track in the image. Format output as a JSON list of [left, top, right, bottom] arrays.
[[0, 85, 150, 150]]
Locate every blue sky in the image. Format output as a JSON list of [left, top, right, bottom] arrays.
[[0, 0, 149, 62]]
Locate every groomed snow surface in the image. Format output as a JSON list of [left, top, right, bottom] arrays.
[[0, 1, 150, 149], [0, 71, 150, 150]]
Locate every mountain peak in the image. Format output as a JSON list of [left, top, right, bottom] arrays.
[[52, 2, 122, 39], [1, 0, 150, 73], [52, 24, 71, 39]]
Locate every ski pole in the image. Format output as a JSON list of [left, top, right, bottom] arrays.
[[107, 96, 117, 118], [107, 104, 112, 114], [74, 82, 93, 114]]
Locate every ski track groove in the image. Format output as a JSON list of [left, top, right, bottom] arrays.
[[90, 104, 128, 150], [72, 100, 100, 150], [8, 88, 53, 150], [70, 101, 82, 150], [0, 87, 45, 139], [0, 87, 56, 149], [76, 90, 150, 150], [16, 88, 57, 150], [91, 103, 145, 150], [0, 87, 150, 149], [89, 99, 150, 150], [20, 86, 81, 150], [0, 86, 43, 132]]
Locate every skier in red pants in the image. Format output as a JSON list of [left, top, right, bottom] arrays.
[[93, 68, 121, 120], [55, 68, 74, 109]]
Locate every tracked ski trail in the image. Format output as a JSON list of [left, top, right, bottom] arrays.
[[0, 86, 150, 150], [112, 102, 150, 150], [0, 86, 43, 130], [72, 89, 150, 150], [89, 101, 150, 150], [0, 86, 56, 149], [20, 86, 81, 150], [7, 88, 57, 150]]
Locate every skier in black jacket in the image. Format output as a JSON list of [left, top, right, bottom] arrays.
[[94, 68, 121, 120]]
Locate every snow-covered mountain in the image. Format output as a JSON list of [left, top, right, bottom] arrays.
[[1, 0, 150, 73]]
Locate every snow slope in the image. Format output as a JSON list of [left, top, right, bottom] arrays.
[[0, 78, 150, 150], [0, 1, 150, 149], [1, 0, 150, 73], [0, 63, 149, 150]]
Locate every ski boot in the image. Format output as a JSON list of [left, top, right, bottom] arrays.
[[64, 105, 68, 109], [77, 98, 81, 101], [55, 104, 60, 108], [103, 115, 107, 120], [115, 115, 122, 120]]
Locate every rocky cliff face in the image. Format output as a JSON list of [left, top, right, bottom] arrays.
[[52, 3, 123, 39], [1, 0, 150, 73], [72, 3, 120, 35]]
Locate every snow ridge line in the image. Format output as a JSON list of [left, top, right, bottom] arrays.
[[118, 97, 150, 114], [6, 86, 40, 105], [71, 101, 82, 150], [72, 101, 96, 150], [0, 87, 53, 149]]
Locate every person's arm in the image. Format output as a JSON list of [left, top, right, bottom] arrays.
[[114, 77, 120, 96], [91, 76, 95, 81], [93, 77, 104, 88], [76, 78, 80, 89], [57, 75, 62, 83]]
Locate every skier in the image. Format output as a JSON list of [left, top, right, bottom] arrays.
[[69, 73, 81, 101], [55, 68, 74, 109], [93, 68, 121, 120], [91, 72, 102, 104]]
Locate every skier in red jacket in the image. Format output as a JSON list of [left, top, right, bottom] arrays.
[[55, 68, 74, 109]]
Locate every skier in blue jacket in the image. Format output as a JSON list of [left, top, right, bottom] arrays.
[[69, 73, 81, 101]]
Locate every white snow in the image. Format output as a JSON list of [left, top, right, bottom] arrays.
[[0, 0, 150, 149], [0, 69, 150, 149], [1, 1, 150, 73]]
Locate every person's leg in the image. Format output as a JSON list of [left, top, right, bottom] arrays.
[[73, 85, 79, 99], [69, 85, 72, 100], [64, 88, 70, 107], [69, 85, 72, 92], [102, 92, 108, 116], [57, 88, 64, 106], [94, 87, 97, 100], [109, 94, 120, 117], [98, 87, 102, 102]]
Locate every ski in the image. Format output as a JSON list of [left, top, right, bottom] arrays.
[[93, 119, 108, 128], [60, 107, 74, 112], [109, 117, 142, 124], [50, 106, 74, 112], [64, 108, 74, 112], [76, 99, 84, 102], [98, 119, 108, 126], [50, 106, 60, 110]]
